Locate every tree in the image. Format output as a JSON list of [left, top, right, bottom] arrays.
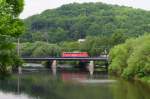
[[6, 0, 24, 16], [61, 41, 80, 52], [111, 32, 127, 46], [109, 34, 150, 84], [21, 42, 61, 57], [80, 36, 111, 56], [0, 0, 24, 75]]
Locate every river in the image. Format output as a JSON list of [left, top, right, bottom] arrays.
[[0, 70, 149, 99]]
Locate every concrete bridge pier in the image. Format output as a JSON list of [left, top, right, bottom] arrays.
[[18, 67, 22, 74], [51, 60, 57, 75], [88, 61, 94, 75]]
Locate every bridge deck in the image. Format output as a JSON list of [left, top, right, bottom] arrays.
[[22, 57, 108, 61]]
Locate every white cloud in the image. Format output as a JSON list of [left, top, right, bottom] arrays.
[[20, 0, 150, 19]]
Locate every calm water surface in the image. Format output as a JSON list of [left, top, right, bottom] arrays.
[[0, 71, 149, 99]]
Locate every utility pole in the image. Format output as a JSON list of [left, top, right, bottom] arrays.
[[17, 38, 22, 74], [17, 38, 20, 56]]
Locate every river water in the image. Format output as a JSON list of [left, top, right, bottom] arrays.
[[0, 70, 149, 99]]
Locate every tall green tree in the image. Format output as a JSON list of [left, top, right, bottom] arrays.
[[0, 0, 24, 75], [109, 34, 150, 84], [111, 32, 127, 46]]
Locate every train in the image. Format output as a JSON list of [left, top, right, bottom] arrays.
[[61, 52, 89, 58]]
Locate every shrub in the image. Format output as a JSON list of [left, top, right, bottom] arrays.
[[109, 34, 150, 82], [109, 44, 128, 75]]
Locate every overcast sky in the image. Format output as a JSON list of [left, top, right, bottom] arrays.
[[20, 0, 150, 19]]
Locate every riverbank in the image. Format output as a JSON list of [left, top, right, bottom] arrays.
[[140, 76, 150, 86], [108, 34, 150, 86]]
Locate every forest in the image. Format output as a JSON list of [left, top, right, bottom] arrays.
[[22, 3, 150, 43]]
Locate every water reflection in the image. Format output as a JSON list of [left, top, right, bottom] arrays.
[[0, 71, 149, 99], [61, 72, 87, 82], [0, 92, 34, 99]]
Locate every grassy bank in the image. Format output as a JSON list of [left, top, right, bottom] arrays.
[[140, 76, 150, 85]]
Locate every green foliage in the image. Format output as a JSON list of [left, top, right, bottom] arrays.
[[141, 76, 150, 84], [109, 44, 128, 75], [12, 55, 23, 69], [0, 0, 24, 75], [109, 34, 150, 83], [60, 41, 80, 52], [21, 42, 61, 57], [22, 3, 150, 43], [80, 36, 113, 56], [111, 32, 127, 46], [20, 33, 126, 58], [6, 0, 24, 16], [0, 35, 23, 75], [123, 38, 150, 79], [0, 0, 25, 37]]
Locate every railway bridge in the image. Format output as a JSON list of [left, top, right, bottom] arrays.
[[22, 56, 109, 75]]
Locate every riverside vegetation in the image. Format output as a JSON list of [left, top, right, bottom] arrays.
[[0, 0, 24, 75], [109, 34, 150, 84]]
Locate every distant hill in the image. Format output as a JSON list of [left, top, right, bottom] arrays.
[[22, 2, 150, 43]]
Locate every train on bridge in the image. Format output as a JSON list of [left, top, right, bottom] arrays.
[[22, 52, 108, 75], [61, 52, 89, 58]]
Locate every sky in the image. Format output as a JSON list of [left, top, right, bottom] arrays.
[[20, 0, 150, 19]]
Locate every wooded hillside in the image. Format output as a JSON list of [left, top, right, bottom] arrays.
[[22, 2, 150, 43]]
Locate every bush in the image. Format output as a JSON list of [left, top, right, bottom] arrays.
[[21, 41, 61, 57], [109, 34, 150, 82], [109, 44, 128, 75]]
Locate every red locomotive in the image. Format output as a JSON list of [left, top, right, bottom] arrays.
[[62, 52, 89, 57]]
